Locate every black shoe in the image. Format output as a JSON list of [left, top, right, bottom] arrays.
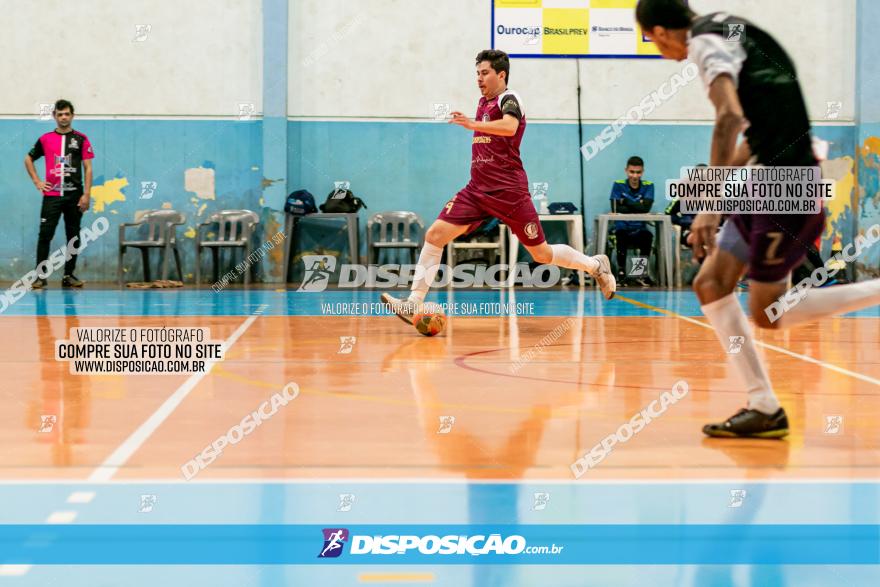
[[62, 274, 84, 288], [703, 407, 789, 439], [31, 278, 48, 290]]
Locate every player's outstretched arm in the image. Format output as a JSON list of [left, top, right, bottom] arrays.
[[449, 112, 519, 137], [707, 74, 745, 166], [690, 74, 744, 258]]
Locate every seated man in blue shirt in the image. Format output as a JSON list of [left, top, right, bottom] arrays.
[[610, 156, 654, 286]]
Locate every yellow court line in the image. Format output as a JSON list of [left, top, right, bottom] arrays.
[[613, 293, 703, 320]]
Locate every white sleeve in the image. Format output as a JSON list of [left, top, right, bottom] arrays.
[[687, 35, 746, 90]]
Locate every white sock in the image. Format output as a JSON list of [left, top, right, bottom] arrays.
[[550, 244, 600, 274], [701, 293, 779, 415], [778, 279, 880, 329], [408, 242, 443, 304]]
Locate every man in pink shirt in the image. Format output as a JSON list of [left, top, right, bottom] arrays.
[[24, 99, 94, 289]]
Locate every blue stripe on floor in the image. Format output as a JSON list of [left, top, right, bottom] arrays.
[[2, 288, 879, 318]]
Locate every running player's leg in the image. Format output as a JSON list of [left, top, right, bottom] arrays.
[[381, 187, 482, 323], [762, 279, 880, 328], [490, 194, 616, 298], [745, 213, 880, 329], [524, 239, 616, 299], [409, 219, 469, 304], [694, 219, 788, 438]]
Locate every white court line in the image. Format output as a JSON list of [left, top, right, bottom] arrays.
[[66, 491, 96, 504], [671, 312, 880, 387], [0, 565, 32, 576], [87, 306, 266, 483], [618, 294, 880, 387], [45, 511, 77, 524]]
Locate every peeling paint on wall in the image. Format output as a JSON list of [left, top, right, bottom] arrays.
[[857, 137, 880, 277], [860, 137, 880, 215], [820, 156, 855, 241], [91, 177, 128, 212], [184, 167, 216, 200], [856, 136, 880, 279]]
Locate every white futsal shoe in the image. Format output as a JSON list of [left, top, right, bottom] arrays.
[[592, 254, 617, 300], [380, 292, 421, 325]]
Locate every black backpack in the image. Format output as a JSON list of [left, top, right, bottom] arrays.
[[319, 188, 367, 213]]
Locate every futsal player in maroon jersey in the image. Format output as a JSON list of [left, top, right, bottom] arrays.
[[382, 50, 616, 320]]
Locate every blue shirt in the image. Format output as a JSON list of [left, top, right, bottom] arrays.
[[610, 179, 654, 232]]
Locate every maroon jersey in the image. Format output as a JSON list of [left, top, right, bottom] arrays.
[[470, 89, 528, 192]]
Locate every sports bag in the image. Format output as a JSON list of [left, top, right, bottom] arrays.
[[319, 188, 367, 213]]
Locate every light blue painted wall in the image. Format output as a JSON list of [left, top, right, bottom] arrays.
[[262, 0, 288, 211], [0, 119, 856, 282], [855, 0, 880, 276], [288, 121, 715, 255], [288, 121, 853, 256], [857, 0, 880, 125], [0, 119, 263, 283]]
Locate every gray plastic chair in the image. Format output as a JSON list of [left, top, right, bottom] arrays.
[[118, 209, 186, 287], [195, 210, 260, 286], [367, 211, 424, 264]]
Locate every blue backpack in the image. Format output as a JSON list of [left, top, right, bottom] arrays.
[[285, 190, 317, 216]]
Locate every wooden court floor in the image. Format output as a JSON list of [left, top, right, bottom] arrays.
[[2, 290, 878, 483]]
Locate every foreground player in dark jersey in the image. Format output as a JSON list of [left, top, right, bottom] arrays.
[[382, 49, 616, 319], [637, 0, 880, 438]]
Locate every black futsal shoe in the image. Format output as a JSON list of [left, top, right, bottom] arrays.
[[31, 278, 48, 290], [703, 407, 789, 439], [62, 274, 84, 288]]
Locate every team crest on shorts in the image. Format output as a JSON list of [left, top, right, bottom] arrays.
[[525, 222, 538, 239]]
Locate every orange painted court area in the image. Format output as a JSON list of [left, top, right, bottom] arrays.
[[5, 294, 878, 484]]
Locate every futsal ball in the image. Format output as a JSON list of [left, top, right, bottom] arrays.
[[413, 303, 447, 337]]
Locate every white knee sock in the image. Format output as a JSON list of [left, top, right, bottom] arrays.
[[550, 244, 600, 274], [778, 279, 880, 329], [408, 242, 443, 304], [701, 293, 779, 415]]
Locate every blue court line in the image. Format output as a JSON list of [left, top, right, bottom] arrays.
[[2, 288, 879, 317], [2, 524, 878, 564]]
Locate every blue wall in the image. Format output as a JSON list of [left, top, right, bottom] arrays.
[[0, 119, 857, 282], [855, 0, 880, 277], [0, 119, 263, 283], [288, 120, 714, 255], [288, 120, 854, 256]]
